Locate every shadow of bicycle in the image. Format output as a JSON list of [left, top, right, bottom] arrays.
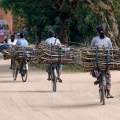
[[0, 90, 51, 93], [50, 102, 100, 109]]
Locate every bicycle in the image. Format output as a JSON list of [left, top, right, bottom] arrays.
[[45, 44, 71, 92], [12, 51, 29, 82], [94, 48, 110, 105], [48, 63, 61, 92]]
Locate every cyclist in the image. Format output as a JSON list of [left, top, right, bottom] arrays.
[[16, 33, 28, 47], [8, 34, 17, 46], [7, 34, 17, 69], [91, 25, 113, 98], [0, 34, 15, 52], [45, 30, 62, 82], [15, 33, 29, 77]]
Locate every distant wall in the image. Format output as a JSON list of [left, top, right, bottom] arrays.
[[0, 9, 13, 32]]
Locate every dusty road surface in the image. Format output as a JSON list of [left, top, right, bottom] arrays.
[[0, 58, 120, 120]]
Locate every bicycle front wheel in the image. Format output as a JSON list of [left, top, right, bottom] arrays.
[[13, 67, 18, 81], [21, 63, 28, 82], [99, 86, 106, 105], [51, 68, 57, 92], [12, 60, 18, 81]]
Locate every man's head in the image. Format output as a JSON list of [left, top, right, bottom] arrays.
[[10, 34, 15, 42], [19, 33, 24, 39], [96, 25, 105, 39], [16, 33, 20, 39], [48, 30, 55, 37]]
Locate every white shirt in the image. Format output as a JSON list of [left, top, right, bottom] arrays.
[[91, 36, 112, 48], [16, 38, 29, 47], [45, 37, 61, 46], [7, 39, 17, 46]]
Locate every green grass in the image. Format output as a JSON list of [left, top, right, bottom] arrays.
[[62, 64, 84, 72], [30, 63, 84, 73]]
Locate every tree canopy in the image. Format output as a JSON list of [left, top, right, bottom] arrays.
[[1, 0, 120, 46]]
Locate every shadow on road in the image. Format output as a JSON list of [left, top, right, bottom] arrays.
[[0, 75, 12, 78], [0, 64, 10, 72], [16, 90, 51, 93], [51, 103, 100, 109], [0, 90, 51, 93], [0, 80, 21, 83], [113, 81, 120, 84]]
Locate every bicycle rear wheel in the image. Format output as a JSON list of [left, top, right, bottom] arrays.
[[51, 68, 57, 92], [11, 58, 15, 70], [13, 67, 18, 81], [21, 63, 28, 82], [99, 87, 106, 105]]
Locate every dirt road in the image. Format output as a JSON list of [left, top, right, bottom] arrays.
[[0, 58, 120, 120]]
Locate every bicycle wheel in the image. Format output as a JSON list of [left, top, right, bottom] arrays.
[[13, 67, 18, 81], [21, 63, 28, 82], [99, 86, 106, 105], [51, 68, 57, 92], [11, 58, 15, 70]]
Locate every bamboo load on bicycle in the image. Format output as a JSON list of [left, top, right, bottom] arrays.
[[36, 43, 80, 64], [35, 30, 81, 92], [5, 33, 38, 82], [80, 25, 117, 105], [81, 47, 120, 71], [11, 46, 37, 61], [10, 46, 37, 82], [35, 42, 80, 92], [79, 47, 120, 105]]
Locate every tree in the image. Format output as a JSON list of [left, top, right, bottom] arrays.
[[1, 0, 120, 46], [81, 0, 120, 46]]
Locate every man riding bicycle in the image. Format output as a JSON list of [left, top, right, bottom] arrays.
[[7, 34, 17, 69], [91, 25, 113, 98], [45, 30, 62, 83], [15, 33, 29, 78], [8, 34, 17, 46], [16, 33, 28, 47]]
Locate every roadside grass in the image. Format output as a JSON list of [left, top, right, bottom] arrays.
[[30, 63, 84, 73], [62, 64, 84, 72]]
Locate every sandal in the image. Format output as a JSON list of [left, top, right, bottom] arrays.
[[107, 95, 114, 98], [58, 78, 62, 83], [47, 78, 51, 81]]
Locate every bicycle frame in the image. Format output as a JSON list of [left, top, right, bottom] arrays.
[[12, 57, 28, 82]]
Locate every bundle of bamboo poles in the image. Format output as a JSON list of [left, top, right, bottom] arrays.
[[36, 43, 79, 64], [6, 44, 120, 72], [2, 47, 14, 60], [3, 51, 11, 60], [3, 46, 38, 62], [14, 47, 38, 62], [81, 47, 120, 71]]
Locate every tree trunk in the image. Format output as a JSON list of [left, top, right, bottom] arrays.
[[84, 0, 120, 47], [57, 20, 70, 44], [55, 0, 79, 44]]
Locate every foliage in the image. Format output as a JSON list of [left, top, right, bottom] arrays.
[[113, 0, 120, 29], [0, 0, 120, 45]]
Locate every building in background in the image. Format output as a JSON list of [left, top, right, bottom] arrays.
[[0, 9, 13, 42]]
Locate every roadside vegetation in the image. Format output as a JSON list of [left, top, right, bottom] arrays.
[[1, 0, 120, 46]]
